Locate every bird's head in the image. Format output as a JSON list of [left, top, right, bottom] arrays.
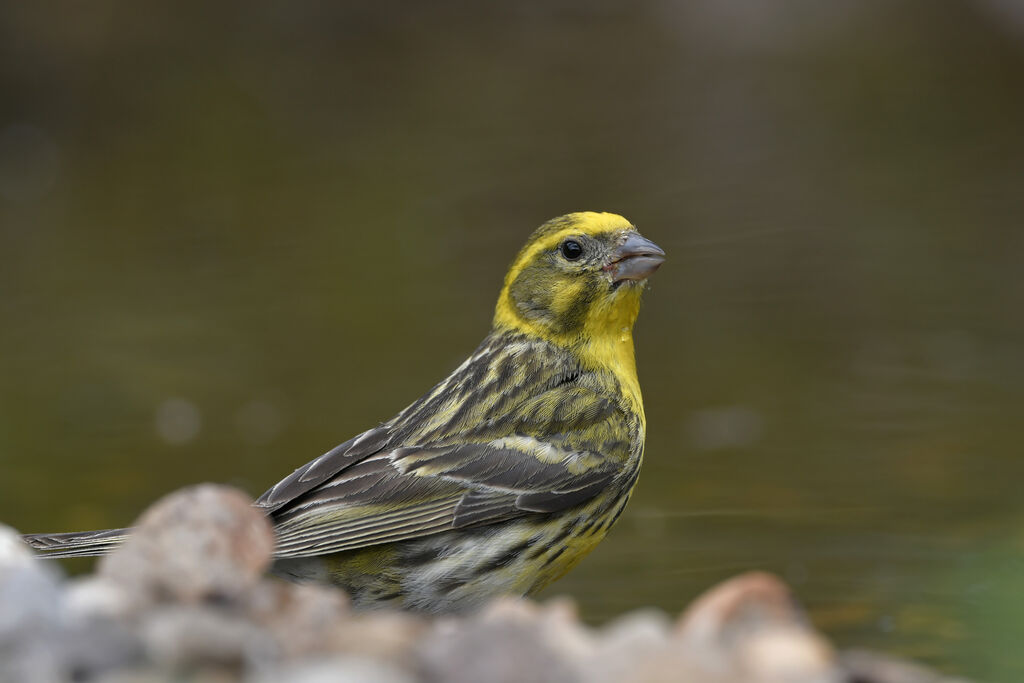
[[493, 212, 665, 344]]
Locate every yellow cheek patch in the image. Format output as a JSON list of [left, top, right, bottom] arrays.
[[550, 279, 588, 318]]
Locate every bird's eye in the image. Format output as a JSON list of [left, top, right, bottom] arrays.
[[559, 239, 584, 261]]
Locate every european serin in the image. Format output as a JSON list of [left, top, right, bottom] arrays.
[[25, 211, 665, 613]]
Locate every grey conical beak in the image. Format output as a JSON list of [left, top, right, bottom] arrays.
[[609, 232, 666, 283]]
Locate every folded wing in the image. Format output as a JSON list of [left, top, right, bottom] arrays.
[[264, 381, 631, 558]]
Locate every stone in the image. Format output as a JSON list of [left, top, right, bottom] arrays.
[[840, 650, 974, 683], [64, 576, 139, 621], [0, 525, 68, 683], [91, 669, 173, 683], [530, 598, 599, 667], [58, 617, 144, 681], [329, 611, 427, 664], [0, 534, 62, 641], [248, 656, 416, 683], [141, 605, 277, 673], [246, 580, 351, 658], [0, 511, 977, 683], [674, 571, 842, 683], [0, 523, 36, 571], [99, 485, 275, 604], [584, 609, 674, 683], [418, 597, 581, 683], [602, 608, 673, 648]]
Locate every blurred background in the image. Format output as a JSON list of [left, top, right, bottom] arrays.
[[2, 0, 1023, 678]]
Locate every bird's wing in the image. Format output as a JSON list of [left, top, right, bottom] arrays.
[[265, 382, 632, 558], [255, 426, 393, 513]]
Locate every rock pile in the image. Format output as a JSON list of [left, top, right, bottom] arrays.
[[0, 485, 969, 683]]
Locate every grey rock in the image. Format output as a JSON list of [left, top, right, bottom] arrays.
[[141, 605, 278, 673], [0, 645, 65, 683], [100, 485, 275, 604], [249, 656, 416, 683], [841, 650, 974, 683], [0, 501, 974, 683], [58, 577, 147, 678], [327, 610, 427, 665], [64, 576, 139, 621], [513, 598, 597, 667], [59, 618, 144, 681], [246, 580, 351, 658], [601, 608, 673, 652], [92, 669, 171, 683], [674, 572, 842, 683], [0, 527, 68, 683], [584, 609, 673, 683], [0, 523, 36, 571], [418, 598, 581, 683], [0, 561, 63, 641]]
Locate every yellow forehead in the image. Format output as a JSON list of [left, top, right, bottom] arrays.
[[562, 211, 633, 234], [531, 211, 633, 246]]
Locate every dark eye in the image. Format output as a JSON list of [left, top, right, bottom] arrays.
[[559, 239, 584, 261]]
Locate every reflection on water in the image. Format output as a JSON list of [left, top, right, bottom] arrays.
[[1, 2, 1023, 679]]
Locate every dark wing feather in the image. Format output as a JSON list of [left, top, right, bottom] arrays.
[[258, 335, 635, 558], [255, 426, 392, 513], [269, 434, 621, 558], [22, 528, 131, 559]]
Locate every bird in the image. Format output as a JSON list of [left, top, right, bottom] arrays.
[[23, 211, 665, 613]]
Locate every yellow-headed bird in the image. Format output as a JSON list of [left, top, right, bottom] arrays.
[[25, 212, 665, 613]]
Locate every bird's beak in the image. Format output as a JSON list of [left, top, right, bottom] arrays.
[[608, 232, 666, 283]]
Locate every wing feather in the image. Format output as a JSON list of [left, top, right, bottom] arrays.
[[270, 434, 621, 557], [258, 337, 635, 558], [255, 426, 392, 513]]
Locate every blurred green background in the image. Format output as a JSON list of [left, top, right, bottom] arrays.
[[2, 1, 1023, 679]]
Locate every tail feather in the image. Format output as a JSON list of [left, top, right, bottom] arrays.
[[22, 528, 131, 559]]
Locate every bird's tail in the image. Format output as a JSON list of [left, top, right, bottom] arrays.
[[21, 528, 130, 559]]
